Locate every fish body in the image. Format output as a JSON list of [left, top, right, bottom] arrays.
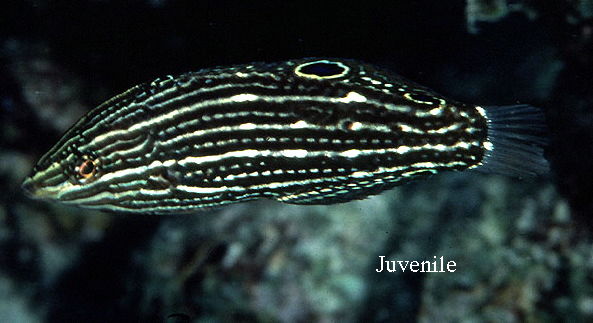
[[22, 58, 548, 214]]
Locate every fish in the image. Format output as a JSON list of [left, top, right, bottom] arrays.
[[21, 58, 549, 214]]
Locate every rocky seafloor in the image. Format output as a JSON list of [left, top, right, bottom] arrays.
[[1, 1, 593, 322]]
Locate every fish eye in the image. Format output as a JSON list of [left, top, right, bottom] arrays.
[[76, 157, 99, 183]]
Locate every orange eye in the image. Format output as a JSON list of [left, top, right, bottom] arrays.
[[78, 159, 97, 180]]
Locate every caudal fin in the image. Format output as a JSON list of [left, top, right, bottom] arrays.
[[477, 105, 550, 177]]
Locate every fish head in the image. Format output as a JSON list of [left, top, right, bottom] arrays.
[[21, 109, 165, 212], [22, 128, 104, 204]]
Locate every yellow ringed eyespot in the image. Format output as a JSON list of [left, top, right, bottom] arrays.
[[294, 60, 349, 79]]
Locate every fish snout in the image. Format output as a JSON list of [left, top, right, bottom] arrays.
[[21, 176, 37, 197]]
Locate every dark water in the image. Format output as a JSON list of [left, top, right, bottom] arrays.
[[1, 1, 592, 322]]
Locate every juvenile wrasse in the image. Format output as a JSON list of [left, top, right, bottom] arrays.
[[21, 58, 549, 214]]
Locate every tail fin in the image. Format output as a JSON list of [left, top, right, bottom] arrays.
[[476, 105, 550, 177]]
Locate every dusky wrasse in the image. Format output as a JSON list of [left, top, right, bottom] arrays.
[[21, 58, 549, 214]]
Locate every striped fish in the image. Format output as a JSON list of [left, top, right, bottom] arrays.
[[21, 58, 549, 214]]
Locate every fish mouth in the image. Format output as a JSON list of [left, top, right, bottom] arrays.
[[21, 176, 37, 197], [21, 176, 64, 201]]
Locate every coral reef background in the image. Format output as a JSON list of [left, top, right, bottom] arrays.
[[1, 0, 592, 321]]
